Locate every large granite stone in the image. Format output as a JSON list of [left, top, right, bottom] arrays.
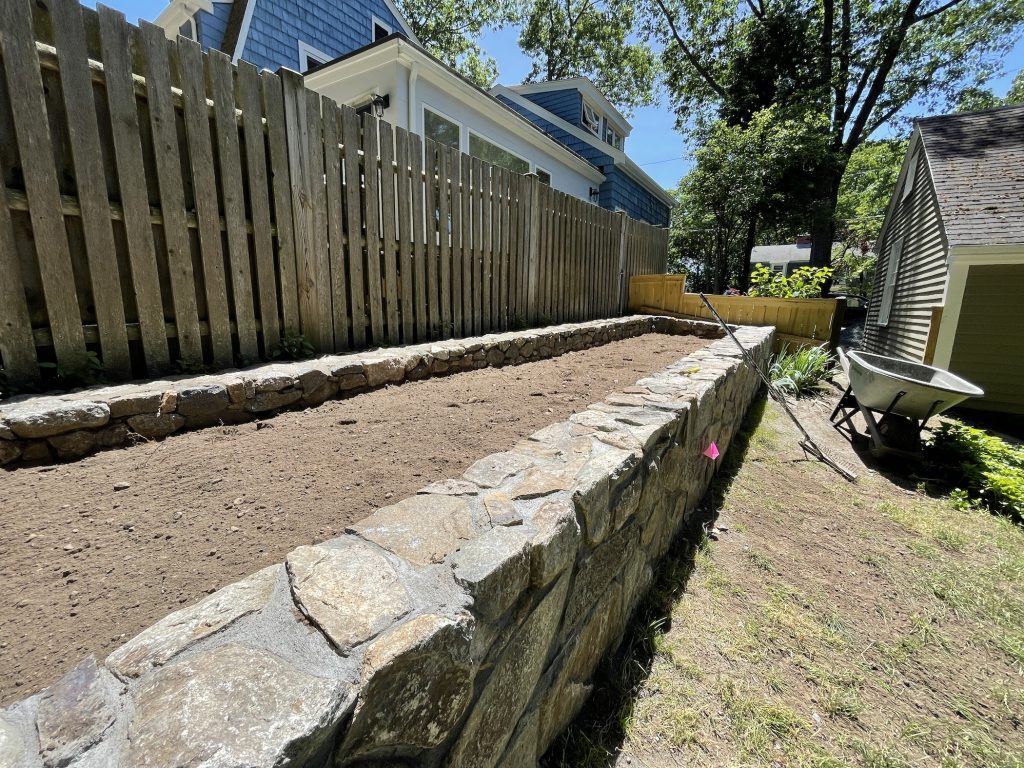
[[107, 566, 279, 679], [4, 400, 109, 439], [363, 357, 405, 387], [48, 430, 98, 460], [174, 384, 229, 425], [107, 390, 163, 419], [0, 717, 24, 768], [498, 708, 539, 768], [571, 445, 640, 545], [244, 389, 303, 412], [0, 441, 22, 466], [127, 644, 353, 767], [563, 525, 638, 632], [451, 527, 531, 620], [126, 413, 185, 439], [287, 543, 412, 653], [462, 452, 534, 489], [527, 500, 580, 587], [36, 657, 120, 767], [349, 495, 477, 566], [342, 613, 475, 758], [445, 573, 570, 768]]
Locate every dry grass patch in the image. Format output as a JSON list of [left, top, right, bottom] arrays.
[[543, 396, 1024, 768]]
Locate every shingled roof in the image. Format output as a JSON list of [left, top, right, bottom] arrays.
[[918, 104, 1024, 248]]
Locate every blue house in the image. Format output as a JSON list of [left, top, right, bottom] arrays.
[[154, 1, 673, 227], [492, 80, 674, 227], [154, 0, 416, 72]]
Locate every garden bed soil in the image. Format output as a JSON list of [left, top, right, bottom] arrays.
[[0, 332, 710, 704]]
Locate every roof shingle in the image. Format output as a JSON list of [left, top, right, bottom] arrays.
[[918, 104, 1024, 248]]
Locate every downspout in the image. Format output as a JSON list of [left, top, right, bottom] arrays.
[[407, 59, 419, 133]]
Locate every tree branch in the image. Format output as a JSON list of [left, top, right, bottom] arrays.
[[652, 0, 727, 98], [914, 0, 968, 23]]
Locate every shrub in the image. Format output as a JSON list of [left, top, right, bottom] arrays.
[[925, 422, 1024, 521], [271, 333, 315, 361], [749, 265, 833, 298], [769, 345, 836, 397]]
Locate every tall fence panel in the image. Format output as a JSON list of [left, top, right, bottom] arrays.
[[0, 0, 668, 390]]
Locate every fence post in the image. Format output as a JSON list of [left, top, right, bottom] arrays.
[[525, 173, 540, 325], [278, 68, 325, 351], [616, 211, 628, 315]]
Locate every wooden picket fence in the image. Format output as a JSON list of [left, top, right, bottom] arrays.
[[628, 277, 844, 351], [0, 0, 667, 388]]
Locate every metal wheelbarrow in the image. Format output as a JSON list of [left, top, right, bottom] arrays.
[[830, 349, 984, 458]]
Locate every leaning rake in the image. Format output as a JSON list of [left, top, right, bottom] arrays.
[[697, 293, 857, 482]]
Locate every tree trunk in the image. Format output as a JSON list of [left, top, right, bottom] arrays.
[[808, 155, 847, 272], [738, 215, 758, 293]]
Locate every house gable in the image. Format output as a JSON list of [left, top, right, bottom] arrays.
[[519, 88, 582, 129], [863, 132, 950, 362], [158, 0, 414, 71]]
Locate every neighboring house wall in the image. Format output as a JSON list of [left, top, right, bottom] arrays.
[[495, 95, 669, 227], [195, 1, 231, 50], [236, 0, 404, 71], [303, 43, 603, 202], [948, 262, 1024, 413], [520, 89, 582, 127], [601, 166, 670, 228], [863, 145, 949, 361]]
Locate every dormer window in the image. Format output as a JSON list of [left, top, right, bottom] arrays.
[[372, 17, 392, 41], [604, 122, 622, 150], [298, 41, 331, 73], [582, 101, 601, 136]]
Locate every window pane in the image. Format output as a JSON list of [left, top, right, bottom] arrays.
[[424, 109, 460, 150], [536, 169, 551, 185], [469, 134, 529, 175]]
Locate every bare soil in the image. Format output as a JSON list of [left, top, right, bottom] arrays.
[[0, 333, 710, 705], [546, 392, 1024, 767]]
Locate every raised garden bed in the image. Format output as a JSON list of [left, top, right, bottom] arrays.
[[0, 317, 773, 768]]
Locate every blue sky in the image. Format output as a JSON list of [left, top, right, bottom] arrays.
[[91, 0, 1023, 191]]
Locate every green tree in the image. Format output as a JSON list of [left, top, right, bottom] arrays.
[[518, 0, 659, 112], [956, 70, 1024, 111], [396, 0, 520, 86], [647, 0, 1024, 268], [670, 106, 826, 292]]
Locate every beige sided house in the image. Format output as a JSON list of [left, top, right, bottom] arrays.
[[864, 105, 1024, 414]]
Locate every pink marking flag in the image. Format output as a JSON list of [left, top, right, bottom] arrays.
[[703, 441, 720, 460]]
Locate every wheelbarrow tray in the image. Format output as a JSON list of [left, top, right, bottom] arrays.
[[845, 350, 984, 421]]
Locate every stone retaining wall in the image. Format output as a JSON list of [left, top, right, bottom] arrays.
[[0, 316, 722, 467], [0, 322, 774, 768]]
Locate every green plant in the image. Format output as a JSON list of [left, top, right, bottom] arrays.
[[270, 333, 315, 361], [925, 422, 1024, 521], [769, 345, 836, 397], [38, 351, 106, 389], [749, 265, 834, 298]]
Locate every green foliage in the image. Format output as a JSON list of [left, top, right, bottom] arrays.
[[38, 351, 106, 390], [271, 333, 316, 361], [834, 139, 906, 264], [394, 0, 518, 86], [769, 345, 836, 397], [518, 0, 658, 112], [749, 264, 833, 298], [669, 106, 827, 292], [648, 0, 1024, 266], [956, 70, 1024, 112], [925, 422, 1024, 521]]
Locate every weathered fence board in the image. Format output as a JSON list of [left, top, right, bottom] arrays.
[[0, 0, 668, 389]]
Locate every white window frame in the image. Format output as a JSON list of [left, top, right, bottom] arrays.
[[297, 41, 331, 72], [423, 104, 463, 151], [534, 166, 552, 185], [372, 16, 392, 41], [900, 154, 916, 202], [876, 237, 903, 327], [467, 129, 530, 174], [582, 101, 601, 136]]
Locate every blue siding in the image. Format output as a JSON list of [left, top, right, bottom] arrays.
[[521, 89, 581, 128], [195, 2, 231, 51], [600, 167, 669, 227], [497, 95, 668, 227], [238, 0, 404, 71]]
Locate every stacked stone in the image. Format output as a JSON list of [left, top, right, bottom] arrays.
[[0, 323, 773, 768], [0, 317, 722, 467]]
